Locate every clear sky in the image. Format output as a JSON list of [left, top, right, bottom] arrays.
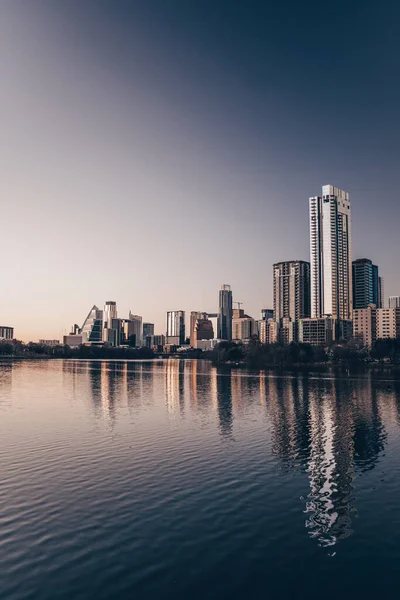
[[1, 0, 399, 341]]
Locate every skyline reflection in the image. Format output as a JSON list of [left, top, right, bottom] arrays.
[[60, 360, 396, 548]]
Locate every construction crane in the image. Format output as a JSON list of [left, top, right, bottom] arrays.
[[234, 301, 243, 310]]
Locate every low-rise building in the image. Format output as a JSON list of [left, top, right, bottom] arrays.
[[39, 339, 60, 347], [153, 334, 165, 348], [353, 305, 400, 347], [63, 334, 83, 347], [298, 317, 336, 346], [232, 316, 258, 341], [0, 326, 14, 340], [388, 296, 400, 309], [196, 339, 220, 351]]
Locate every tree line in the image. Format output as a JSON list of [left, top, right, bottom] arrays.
[[201, 338, 400, 368], [1, 337, 400, 367], [0, 340, 155, 360]]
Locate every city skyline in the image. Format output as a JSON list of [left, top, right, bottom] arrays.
[[1, 1, 399, 341]]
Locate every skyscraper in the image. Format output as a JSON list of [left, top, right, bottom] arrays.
[[261, 309, 274, 321], [81, 305, 103, 344], [190, 311, 212, 347], [128, 313, 143, 347], [143, 322, 155, 348], [352, 259, 381, 309], [103, 301, 121, 346], [273, 261, 311, 322], [143, 322, 154, 338], [217, 284, 233, 340], [193, 317, 214, 347], [309, 185, 352, 319], [103, 301, 117, 327], [379, 277, 385, 308], [166, 311, 185, 345]]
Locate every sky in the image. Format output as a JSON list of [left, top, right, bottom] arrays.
[[1, 0, 399, 341]]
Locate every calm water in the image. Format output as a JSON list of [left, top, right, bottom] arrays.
[[1, 360, 400, 599]]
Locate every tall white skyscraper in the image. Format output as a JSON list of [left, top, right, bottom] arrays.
[[103, 301, 117, 327], [166, 310, 185, 345], [309, 185, 352, 320]]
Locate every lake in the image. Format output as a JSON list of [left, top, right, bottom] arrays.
[[1, 359, 400, 599]]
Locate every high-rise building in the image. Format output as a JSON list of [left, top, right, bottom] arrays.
[[142, 323, 155, 348], [190, 312, 213, 347], [193, 318, 214, 347], [103, 301, 117, 327], [352, 259, 382, 309], [124, 313, 142, 347], [378, 277, 384, 308], [81, 305, 103, 344], [104, 318, 122, 347], [273, 260, 311, 322], [261, 309, 274, 321], [389, 296, 400, 309], [143, 322, 154, 338], [207, 313, 219, 341], [272, 260, 310, 344], [309, 185, 352, 320], [190, 311, 206, 347], [103, 301, 118, 345], [218, 284, 233, 340], [166, 311, 185, 345]]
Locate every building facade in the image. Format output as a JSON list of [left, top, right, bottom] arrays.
[[63, 334, 83, 347], [153, 334, 166, 349], [309, 185, 352, 320], [232, 316, 258, 341], [261, 308, 274, 321], [193, 318, 214, 347], [352, 258, 382, 309], [298, 317, 336, 346], [378, 277, 384, 308], [143, 322, 154, 338], [127, 313, 143, 347], [389, 296, 400, 309], [0, 326, 14, 340], [190, 311, 209, 347], [273, 260, 311, 322], [353, 306, 400, 347], [39, 340, 60, 347], [103, 301, 117, 327], [218, 284, 233, 340], [166, 310, 185, 345], [81, 305, 103, 344]]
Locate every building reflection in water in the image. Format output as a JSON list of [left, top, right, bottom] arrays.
[[61, 359, 392, 550], [216, 369, 233, 437], [0, 362, 14, 408], [262, 372, 387, 549], [165, 360, 185, 417], [187, 360, 215, 419]]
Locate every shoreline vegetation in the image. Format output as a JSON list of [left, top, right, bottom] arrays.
[[1, 339, 400, 372]]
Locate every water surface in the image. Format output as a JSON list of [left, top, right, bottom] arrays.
[[1, 360, 400, 599]]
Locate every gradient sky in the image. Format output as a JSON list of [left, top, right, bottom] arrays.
[[1, 0, 399, 341]]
